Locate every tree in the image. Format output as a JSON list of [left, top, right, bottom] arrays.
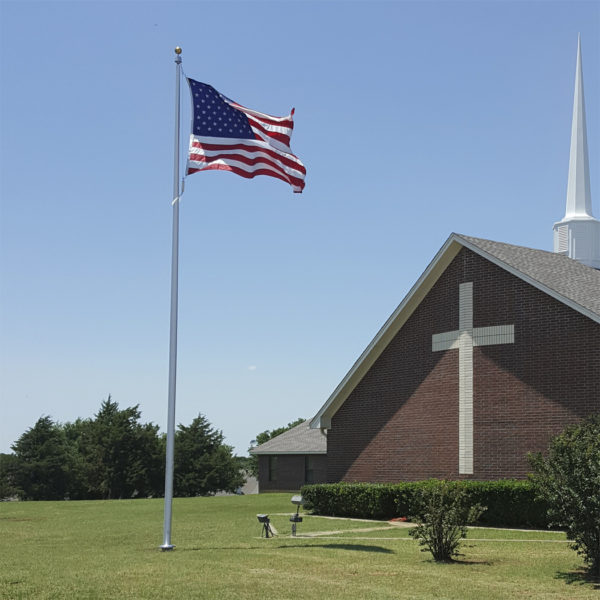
[[174, 414, 245, 496], [409, 481, 485, 562], [62, 418, 100, 500], [0, 453, 21, 499], [69, 396, 164, 499], [8, 399, 248, 501], [529, 414, 600, 577], [10, 416, 78, 500], [247, 417, 305, 477]]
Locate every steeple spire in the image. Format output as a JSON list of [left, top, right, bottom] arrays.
[[553, 35, 600, 269], [565, 34, 593, 218]]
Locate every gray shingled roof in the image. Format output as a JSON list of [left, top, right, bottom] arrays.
[[250, 420, 327, 455], [457, 234, 600, 320]]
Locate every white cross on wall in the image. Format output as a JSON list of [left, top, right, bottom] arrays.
[[432, 282, 515, 475]]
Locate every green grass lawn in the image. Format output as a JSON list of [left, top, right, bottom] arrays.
[[0, 493, 597, 599]]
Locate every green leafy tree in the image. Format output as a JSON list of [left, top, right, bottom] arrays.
[[10, 416, 78, 500], [70, 396, 164, 499], [0, 453, 22, 499], [409, 481, 486, 562], [62, 418, 100, 500], [529, 414, 600, 577], [234, 455, 253, 473], [174, 414, 245, 496], [247, 417, 305, 477]]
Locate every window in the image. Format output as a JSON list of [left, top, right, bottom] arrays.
[[305, 455, 315, 484], [268, 456, 277, 482]]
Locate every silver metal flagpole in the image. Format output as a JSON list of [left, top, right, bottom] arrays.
[[161, 45, 182, 551]]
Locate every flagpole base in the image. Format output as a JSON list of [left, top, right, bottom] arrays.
[[160, 544, 176, 551]]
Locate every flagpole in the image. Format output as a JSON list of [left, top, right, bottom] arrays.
[[161, 45, 182, 551]]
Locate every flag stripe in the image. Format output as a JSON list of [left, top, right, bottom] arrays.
[[189, 138, 306, 175], [187, 158, 305, 191], [188, 163, 297, 188], [246, 117, 291, 148], [188, 146, 305, 190], [190, 153, 304, 188], [241, 110, 294, 133], [190, 155, 302, 182], [229, 101, 295, 127]]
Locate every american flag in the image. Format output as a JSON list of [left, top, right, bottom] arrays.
[[186, 79, 306, 193]]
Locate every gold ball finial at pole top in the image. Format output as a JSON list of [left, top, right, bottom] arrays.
[[174, 47, 182, 55]]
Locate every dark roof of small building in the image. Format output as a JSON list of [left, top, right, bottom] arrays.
[[250, 420, 327, 455], [310, 233, 600, 429]]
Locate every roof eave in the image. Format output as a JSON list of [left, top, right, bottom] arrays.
[[249, 450, 327, 456]]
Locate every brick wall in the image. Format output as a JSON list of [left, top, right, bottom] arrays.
[[257, 454, 327, 492], [327, 247, 600, 482]]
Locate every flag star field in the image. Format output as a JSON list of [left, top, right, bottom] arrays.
[[190, 81, 253, 139]]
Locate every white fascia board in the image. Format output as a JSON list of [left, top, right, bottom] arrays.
[[250, 450, 327, 456], [310, 234, 463, 430], [456, 237, 600, 325]]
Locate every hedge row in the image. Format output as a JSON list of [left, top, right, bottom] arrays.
[[300, 480, 550, 529]]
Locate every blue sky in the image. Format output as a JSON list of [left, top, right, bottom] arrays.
[[1, 0, 598, 457]]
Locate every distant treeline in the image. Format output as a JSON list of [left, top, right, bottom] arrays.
[[0, 396, 246, 501]]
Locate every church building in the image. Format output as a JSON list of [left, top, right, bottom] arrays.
[[309, 37, 600, 483]]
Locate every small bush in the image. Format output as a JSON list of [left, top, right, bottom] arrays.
[[530, 414, 600, 577], [409, 480, 486, 561]]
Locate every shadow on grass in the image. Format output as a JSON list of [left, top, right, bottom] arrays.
[[184, 546, 265, 552], [437, 559, 493, 566], [413, 546, 492, 566], [277, 543, 394, 554], [413, 554, 492, 566], [555, 570, 600, 589], [181, 544, 394, 554]]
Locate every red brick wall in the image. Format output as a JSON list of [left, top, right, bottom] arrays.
[[327, 248, 600, 482], [258, 454, 327, 492]]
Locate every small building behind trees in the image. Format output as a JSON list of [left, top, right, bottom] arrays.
[[250, 420, 327, 491]]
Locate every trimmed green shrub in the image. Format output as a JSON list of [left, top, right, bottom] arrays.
[[459, 479, 549, 529], [301, 479, 550, 529], [301, 482, 413, 520]]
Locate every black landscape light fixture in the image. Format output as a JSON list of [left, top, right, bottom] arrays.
[[257, 514, 274, 538], [290, 495, 303, 536]]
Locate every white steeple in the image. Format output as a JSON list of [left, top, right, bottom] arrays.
[[553, 35, 600, 269]]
